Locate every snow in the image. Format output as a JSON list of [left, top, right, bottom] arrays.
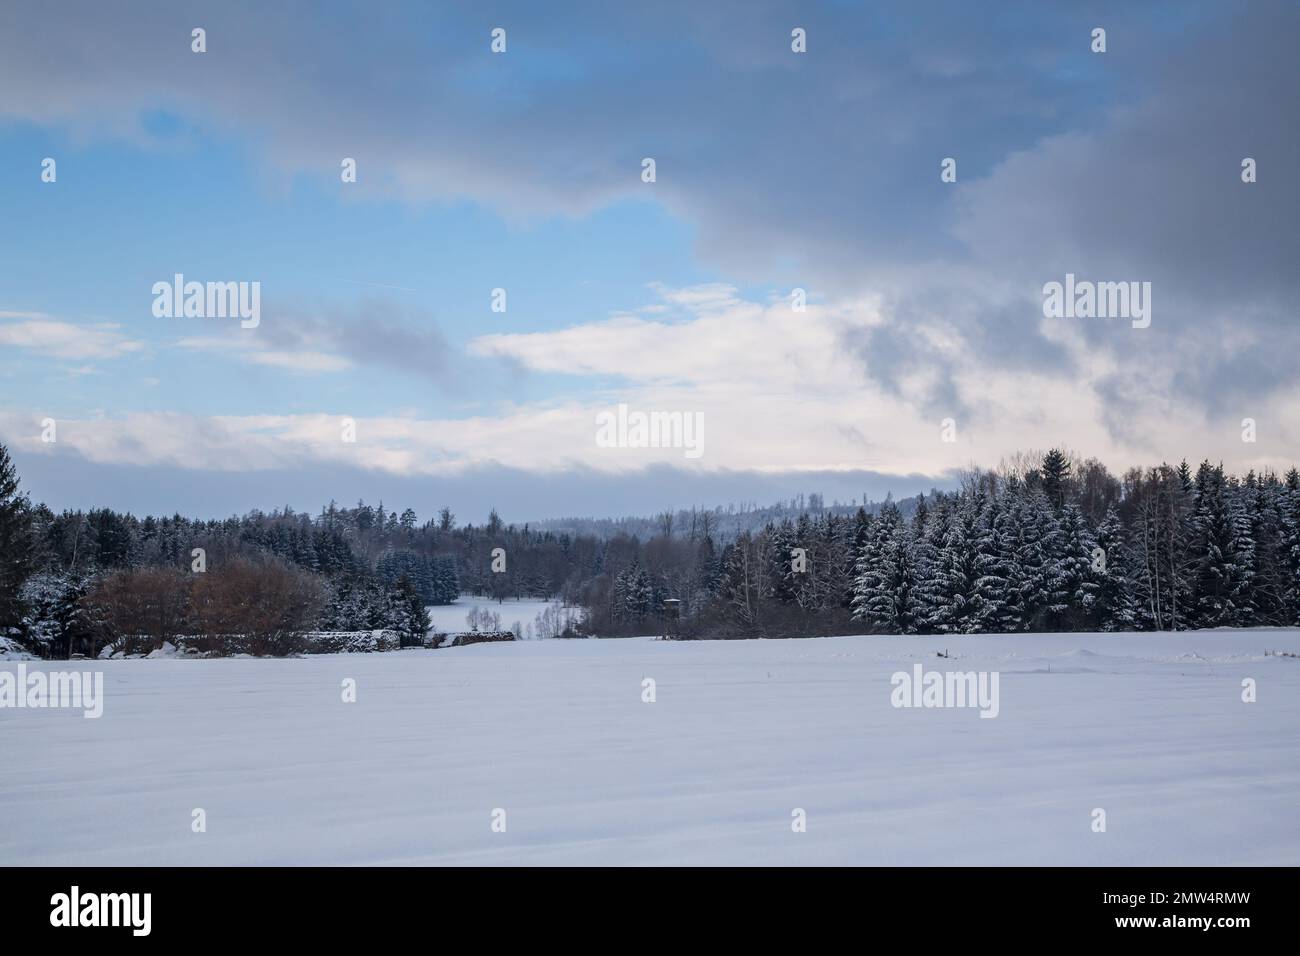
[[0, 636, 32, 661], [2, 630, 1298, 865], [425, 597, 576, 637]]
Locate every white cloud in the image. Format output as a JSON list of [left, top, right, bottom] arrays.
[[5, 286, 1298, 480], [0, 312, 143, 361], [176, 336, 352, 373]]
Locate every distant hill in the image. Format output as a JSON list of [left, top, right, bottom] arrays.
[[529, 490, 939, 542]]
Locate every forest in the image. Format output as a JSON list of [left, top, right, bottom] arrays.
[[2, 441, 1298, 657]]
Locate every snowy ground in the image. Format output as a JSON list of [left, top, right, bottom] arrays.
[[426, 597, 574, 637], [2, 630, 1298, 866]]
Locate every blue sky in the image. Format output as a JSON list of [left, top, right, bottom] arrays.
[[1, 0, 1296, 521], [0, 124, 715, 418]]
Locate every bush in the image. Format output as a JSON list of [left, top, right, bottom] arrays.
[[187, 557, 323, 656], [84, 566, 190, 655], [305, 630, 400, 654]]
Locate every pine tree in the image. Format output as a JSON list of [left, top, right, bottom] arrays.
[[912, 495, 952, 634], [612, 565, 654, 626], [1242, 473, 1284, 624], [1093, 505, 1140, 631], [1190, 463, 1254, 627], [0, 443, 35, 637], [978, 492, 1021, 633], [1224, 478, 1257, 626], [391, 576, 431, 647], [1010, 491, 1064, 630], [692, 535, 721, 606], [921, 494, 997, 634], [767, 520, 799, 604], [1055, 503, 1100, 630], [432, 556, 460, 604], [1282, 472, 1300, 624], [20, 571, 95, 658], [1041, 448, 1071, 513], [850, 504, 919, 633]]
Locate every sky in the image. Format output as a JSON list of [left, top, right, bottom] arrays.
[[1, 0, 1296, 522]]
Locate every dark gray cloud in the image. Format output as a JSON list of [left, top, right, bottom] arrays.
[[0, 1, 1196, 285], [259, 298, 455, 380], [2, 0, 1295, 501], [11, 446, 947, 522], [949, 3, 1300, 399]]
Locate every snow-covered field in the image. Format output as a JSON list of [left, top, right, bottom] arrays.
[[2, 630, 1298, 866], [425, 597, 573, 637]]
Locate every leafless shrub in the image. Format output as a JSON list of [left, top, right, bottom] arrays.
[[84, 566, 190, 655], [188, 556, 323, 656]]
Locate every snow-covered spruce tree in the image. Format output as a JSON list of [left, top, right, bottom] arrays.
[[376, 549, 429, 601], [1092, 505, 1140, 631], [19, 570, 94, 658], [850, 503, 920, 633], [1242, 476, 1284, 624], [318, 575, 395, 632], [1054, 503, 1100, 630], [921, 493, 998, 634], [1040, 447, 1072, 513], [612, 563, 657, 627], [1190, 462, 1255, 628], [912, 493, 953, 634], [1006, 490, 1063, 631], [849, 506, 890, 625], [0, 442, 35, 639], [977, 491, 1021, 634], [1283, 469, 1300, 624], [1241, 472, 1286, 624], [430, 556, 459, 604], [853, 505, 875, 553], [390, 575, 431, 647]]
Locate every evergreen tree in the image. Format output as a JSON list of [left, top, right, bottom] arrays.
[[391, 576, 431, 647], [693, 535, 721, 602], [1242, 474, 1285, 624], [1055, 503, 1100, 630], [1010, 491, 1064, 630], [978, 492, 1021, 633], [432, 556, 460, 604], [1282, 472, 1300, 624], [1190, 463, 1254, 627], [850, 504, 919, 633], [767, 520, 799, 604], [1041, 448, 1071, 513], [912, 494, 952, 634], [0, 443, 35, 637], [922, 494, 997, 634], [20, 571, 95, 658], [1093, 505, 1140, 631]]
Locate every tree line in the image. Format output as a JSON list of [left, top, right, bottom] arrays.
[[4, 442, 1299, 655], [585, 448, 1300, 638]]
